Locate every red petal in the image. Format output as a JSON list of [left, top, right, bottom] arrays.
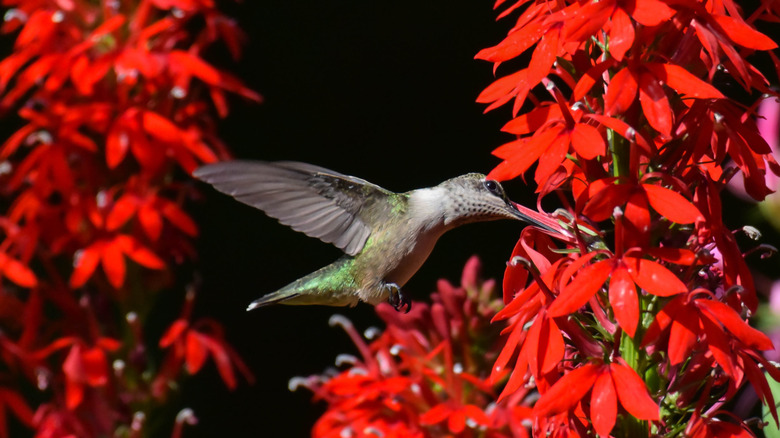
[[609, 267, 639, 337], [461, 405, 490, 427], [101, 240, 126, 289], [641, 295, 686, 348], [527, 26, 560, 85], [491, 321, 526, 383], [713, 15, 777, 50], [644, 63, 724, 99], [591, 371, 618, 437], [641, 184, 703, 224], [162, 201, 198, 236], [573, 59, 615, 101], [488, 127, 560, 181], [610, 361, 659, 420], [527, 314, 565, 377], [570, 123, 606, 160], [448, 408, 467, 434], [604, 67, 638, 116], [475, 19, 544, 62], [169, 51, 260, 101], [539, 316, 565, 374], [563, 0, 613, 42], [646, 247, 698, 265], [624, 0, 675, 26], [743, 357, 778, 426], [160, 319, 189, 347], [697, 300, 773, 351], [69, 244, 102, 288], [64, 377, 83, 410], [549, 259, 611, 317], [586, 114, 654, 154], [0, 253, 37, 288], [139, 203, 163, 241], [90, 14, 126, 39], [501, 239, 531, 304], [96, 337, 122, 352], [624, 257, 687, 296], [609, 7, 635, 62], [420, 403, 453, 425], [116, 236, 165, 269], [502, 103, 563, 135], [0, 124, 35, 159], [81, 347, 109, 386], [668, 306, 698, 364], [534, 127, 569, 185], [477, 70, 526, 106], [492, 138, 526, 160], [582, 183, 635, 221], [141, 110, 182, 143], [62, 345, 85, 382], [106, 121, 130, 169], [185, 331, 209, 374], [623, 190, 651, 248], [533, 363, 600, 416], [699, 314, 738, 378], [106, 195, 138, 231], [200, 334, 238, 390], [638, 72, 672, 136]]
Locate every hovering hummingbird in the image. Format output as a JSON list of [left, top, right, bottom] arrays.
[[193, 160, 554, 312]]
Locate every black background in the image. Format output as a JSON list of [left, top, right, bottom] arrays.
[[184, 2, 532, 437]]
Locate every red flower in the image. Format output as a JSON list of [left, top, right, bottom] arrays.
[[0, 1, 257, 436], [107, 185, 198, 241], [642, 292, 774, 374], [156, 291, 253, 394], [61, 341, 120, 409], [69, 235, 165, 289], [533, 360, 659, 437], [35, 336, 121, 409], [475, 0, 780, 435], [548, 249, 690, 337], [301, 257, 534, 438]]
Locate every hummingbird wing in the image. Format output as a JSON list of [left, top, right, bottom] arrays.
[[193, 160, 398, 256]]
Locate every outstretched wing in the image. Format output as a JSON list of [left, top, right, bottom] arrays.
[[193, 160, 398, 256]]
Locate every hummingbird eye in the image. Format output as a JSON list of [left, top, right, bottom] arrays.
[[484, 180, 502, 196]]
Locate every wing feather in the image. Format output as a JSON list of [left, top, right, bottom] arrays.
[[193, 160, 398, 256]]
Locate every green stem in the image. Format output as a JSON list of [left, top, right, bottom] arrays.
[[619, 330, 648, 437], [609, 131, 630, 178]]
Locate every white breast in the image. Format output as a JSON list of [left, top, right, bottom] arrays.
[[384, 187, 448, 286]]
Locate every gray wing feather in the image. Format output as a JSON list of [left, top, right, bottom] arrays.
[[193, 160, 395, 256]]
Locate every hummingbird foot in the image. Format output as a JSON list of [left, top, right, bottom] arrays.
[[385, 282, 411, 313]]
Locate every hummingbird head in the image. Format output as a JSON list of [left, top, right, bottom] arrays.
[[436, 173, 530, 227]]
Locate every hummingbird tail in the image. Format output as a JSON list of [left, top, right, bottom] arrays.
[[246, 290, 301, 311]]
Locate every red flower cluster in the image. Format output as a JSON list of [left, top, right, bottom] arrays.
[[0, 1, 257, 436], [297, 257, 536, 438], [475, 0, 780, 436]]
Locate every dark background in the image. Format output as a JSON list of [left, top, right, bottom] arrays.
[[184, 2, 531, 436]]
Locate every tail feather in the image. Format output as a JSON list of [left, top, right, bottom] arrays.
[[246, 257, 359, 310]]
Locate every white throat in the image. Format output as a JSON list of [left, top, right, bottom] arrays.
[[408, 187, 450, 229]]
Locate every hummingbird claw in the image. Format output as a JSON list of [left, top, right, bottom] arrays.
[[386, 283, 411, 313]]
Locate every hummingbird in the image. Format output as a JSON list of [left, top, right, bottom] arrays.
[[193, 160, 554, 312]]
